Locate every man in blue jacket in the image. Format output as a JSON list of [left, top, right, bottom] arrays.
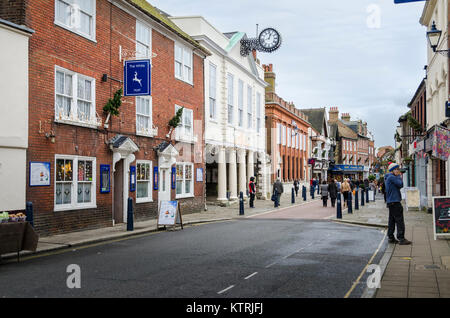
[[385, 163, 412, 245]]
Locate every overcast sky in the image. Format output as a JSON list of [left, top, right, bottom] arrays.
[[149, 0, 427, 149]]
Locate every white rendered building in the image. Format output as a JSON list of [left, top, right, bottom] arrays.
[[170, 16, 270, 203]]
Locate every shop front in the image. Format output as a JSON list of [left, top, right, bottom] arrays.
[[329, 164, 364, 182]]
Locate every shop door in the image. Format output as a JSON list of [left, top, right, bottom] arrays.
[[158, 168, 171, 206], [113, 160, 124, 224]]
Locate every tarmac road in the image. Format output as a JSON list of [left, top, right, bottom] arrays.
[[0, 217, 386, 298]]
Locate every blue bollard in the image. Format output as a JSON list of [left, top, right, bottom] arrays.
[[302, 186, 307, 201], [127, 197, 134, 231], [26, 202, 34, 227], [336, 192, 342, 219], [311, 187, 315, 200], [361, 188, 365, 206], [348, 191, 353, 214], [291, 187, 295, 204], [239, 191, 245, 215], [355, 187, 359, 210], [366, 188, 369, 203]]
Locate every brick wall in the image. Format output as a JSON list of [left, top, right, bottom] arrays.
[[0, 0, 29, 25], [25, 0, 205, 236]]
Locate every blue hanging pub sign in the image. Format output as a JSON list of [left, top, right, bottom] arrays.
[[394, 0, 425, 3], [124, 59, 151, 96]]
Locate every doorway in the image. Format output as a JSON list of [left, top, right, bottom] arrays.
[[158, 167, 171, 205], [113, 159, 124, 224]]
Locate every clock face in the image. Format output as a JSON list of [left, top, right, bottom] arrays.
[[258, 28, 281, 51]]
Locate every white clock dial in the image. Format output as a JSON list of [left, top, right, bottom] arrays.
[[258, 28, 281, 50]]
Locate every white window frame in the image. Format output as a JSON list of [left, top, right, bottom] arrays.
[[54, 155, 97, 211], [136, 160, 153, 203], [136, 20, 152, 59], [277, 123, 281, 145], [209, 63, 217, 120], [55, 66, 98, 128], [227, 73, 234, 125], [287, 128, 291, 147], [136, 96, 156, 137], [238, 79, 244, 128], [176, 162, 194, 198], [175, 105, 195, 143], [54, 0, 96, 42], [282, 125, 286, 146], [256, 92, 261, 133], [247, 85, 253, 129], [174, 42, 193, 84]]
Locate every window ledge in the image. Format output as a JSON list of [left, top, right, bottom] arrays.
[[176, 194, 194, 199], [137, 128, 158, 138], [55, 118, 101, 129], [136, 198, 153, 204], [54, 21, 97, 43], [54, 204, 97, 212], [175, 135, 197, 144]]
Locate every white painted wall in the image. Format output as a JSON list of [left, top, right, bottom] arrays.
[[0, 22, 31, 211]]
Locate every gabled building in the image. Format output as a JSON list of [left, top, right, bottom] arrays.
[[0, 0, 210, 235]]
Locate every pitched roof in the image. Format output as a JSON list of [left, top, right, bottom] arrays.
[[126, 0, 211, 56], [337, 120, 358, 140], [299, 108, 326, 135]]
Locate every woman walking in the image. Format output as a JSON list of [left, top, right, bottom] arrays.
[[320, 181, 329, 207], [341, 178, 351, 208]]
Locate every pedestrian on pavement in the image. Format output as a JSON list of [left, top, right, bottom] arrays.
[[336, 178, 341, 193], [328, 179, 338, 208], [385, 163, 412, 245], [273, 178, 284, 208], [380, 177, 386, 203], [320, 181, 329, 207], [312, 178, 318, 194], [248, 177, 256, 208], [341, 178, 351, 209], [294, 180, 299, 197]]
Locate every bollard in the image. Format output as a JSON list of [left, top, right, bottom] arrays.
[[26, 202, 34, 227], [361, 188, 365, 206], [355, 187, 359, 210], [239, 191, 245, 215], [348, 191, 353, 214], [127, 197, 134, 231], [302, 186, 307, 201], [273, 190, 279, 208], [291, 187, 295, 204], [336, 192, 342, 219], [310, 187, 315, 200], [366, 188, 369, 203]]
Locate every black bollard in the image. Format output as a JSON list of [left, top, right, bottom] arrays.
[[302, 186, 307, 201], [336, 192, 342, 219], [355, 187, 359, 210], [26, 202, 34, 227], [291, 187, 295, 204], [127, 197, 134, 231], [311, 187, 315, 199], [361, 188, 365, 206], [366, 188, 369, 203], [239, 191, 245, 215], [348, 191, 353, 214]]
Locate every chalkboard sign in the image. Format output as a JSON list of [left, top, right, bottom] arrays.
[[432, 196, 450, 240]]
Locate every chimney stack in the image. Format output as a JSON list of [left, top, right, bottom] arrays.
[[341, 113, 350, 121], [328, 106, 339, 122], [263, 63, 276, 94]]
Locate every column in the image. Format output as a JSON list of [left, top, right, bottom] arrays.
[[217, 146, 227, 202], [238, 148, 247, 198], [228, 148, 238, 200], [247, 150, 254, 182]]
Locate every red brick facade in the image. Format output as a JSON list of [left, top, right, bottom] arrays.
[[2, 0, 207, 235]]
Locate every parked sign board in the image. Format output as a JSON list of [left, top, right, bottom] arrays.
[[157, 200, 183, 229], [432, 196, 450, 240]]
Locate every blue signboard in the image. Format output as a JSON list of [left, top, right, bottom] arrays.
[[394, 0, 425, 3], [330, 165, 364, 172], [124, 59, 151, 96]]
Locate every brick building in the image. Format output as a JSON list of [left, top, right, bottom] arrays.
[[264, 64, 310, 186], [0, 0, 210, 235]]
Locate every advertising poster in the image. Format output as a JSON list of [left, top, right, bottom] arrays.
[[158, 201, 178, 226], [432, 197, 450, 240], [29, 162, 51, 186]]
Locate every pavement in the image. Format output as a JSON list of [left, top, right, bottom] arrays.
[[332, 192, 450, 298], [2, 188, 449, 298]]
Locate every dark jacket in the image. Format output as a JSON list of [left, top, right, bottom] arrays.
[[328, 182, 338, 199], [273, 180, 284, 195], [320, 184, 329, 198], [385, 173, 403, 204]]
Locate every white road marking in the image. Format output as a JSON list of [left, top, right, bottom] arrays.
[[217, 285, 235, 295], [244, 272, 258, 280], [265, 261, 278, 268]]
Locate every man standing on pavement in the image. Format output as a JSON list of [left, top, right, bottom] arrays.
[[248, 177, 256, 208], [385, 163, 412, 245], [328, 179, 338, 208], [273, 178, 284, 208]]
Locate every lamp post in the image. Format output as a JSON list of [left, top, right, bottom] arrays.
[[426, 21, 449, 57]]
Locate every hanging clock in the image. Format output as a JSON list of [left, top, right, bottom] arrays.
[[240, 27, 282, 56], [258, 27, 282, 52]]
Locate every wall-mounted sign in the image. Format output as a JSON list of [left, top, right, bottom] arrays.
[[432, 196, 450, 240], [124, 59, 151, 96], [171, 166, 176, 190], [130, 166, 136, 192], [100, 165, 110, 193], [29, 162, 51, 187], [153, 166, 159, 190], [196, 168, 203, 182]]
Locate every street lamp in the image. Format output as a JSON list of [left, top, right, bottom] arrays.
[[426, 21, 449, 57]]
